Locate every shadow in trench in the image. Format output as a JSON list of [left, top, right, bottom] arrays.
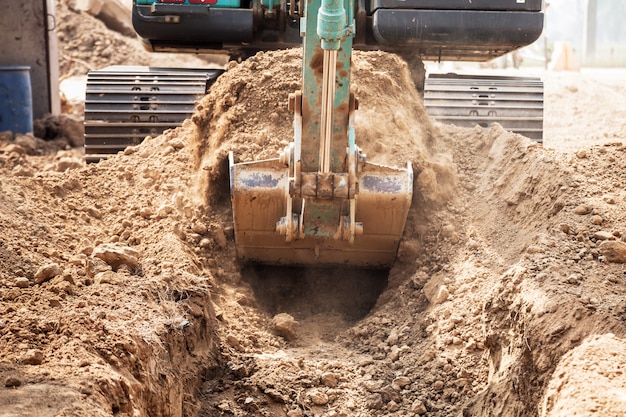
[[241, 265, 388, 321]]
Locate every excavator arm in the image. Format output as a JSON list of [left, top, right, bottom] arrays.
[[229, 0, 413, 267]]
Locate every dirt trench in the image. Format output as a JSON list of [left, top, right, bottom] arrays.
[[1, 2, 626, 416], [2, 47, 626, 417]]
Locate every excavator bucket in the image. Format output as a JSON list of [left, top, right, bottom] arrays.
[[229, 154, 413, 268]]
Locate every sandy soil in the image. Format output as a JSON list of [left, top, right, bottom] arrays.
[[1, 1, 625, 417]]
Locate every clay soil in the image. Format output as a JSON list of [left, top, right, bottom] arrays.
[[1, 2, 626, 417]]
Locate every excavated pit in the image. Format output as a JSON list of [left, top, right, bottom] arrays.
[[242, 266, 388, 321]]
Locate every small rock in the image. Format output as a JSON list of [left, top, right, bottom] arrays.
[[593, 231, 614, 241], [599, 241, 626, 263], [387, 400, 400, 412], [465, 338, 477, 351], [199, 238, 212, 249], [321, 372, 338, 388], [85, 256, 112, 278], [411, 399, 427, 415], [173, 223, 187, 240], [423, 282, 449, 305], [526, 245, 544, 254], [2, 143, 25, 155], [387, 346, 401, 362], [366, 393, 383, 410], [21, 349, 44, 365], [14, 277, 30, 288], [271, 313, 298, 340], [169, 138, 185, 149], [213, 226, 228, 248], [156, 204, 174, 218], [95, 270, 121, 285], [139, 207, 154, 218], [226, 335, 242, 350], [418, 349, 436, 365], [363, 379, 382, 393], [441, 224, 456, 239], [391, 376, 411, 390], [92, 243, 140, 270], [12, 164, 35, 177], [34, 264, 63, 285], [590, 215, 603, 225], [467, 238, 480, 250], [49, 298, 62, 308], [575, 150, 587, 159], [433, 380, 445, 390], [386, 330, 399, 345], [191, 222, 208, 235], [54, 157, 83, 172], [397, 240, 420, 263], [573, 205, 592, 215], [410, 270, 429, 288], [79, 385, 94, 395], [308, 389, 329, 405], [85, 207, 102, 219], [5, 376, 22, 387]]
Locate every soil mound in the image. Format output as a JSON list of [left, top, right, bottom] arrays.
[[189, 49, 449, 210], [1, 5, 626, 416]]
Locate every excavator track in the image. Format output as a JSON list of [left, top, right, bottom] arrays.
[[84, 66, 223, 162], [424, 74, 544, 142]]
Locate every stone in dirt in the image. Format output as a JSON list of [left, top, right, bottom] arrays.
[[34, 264, 63, 285], [423, 275, 450, 305], [4, 376, 22, 388], [599, 241, 626, 263], [92, 243, 140, 270], [21, 349, 44, 365], [271, 313, 299, 340], [14, 277, 30, 288]]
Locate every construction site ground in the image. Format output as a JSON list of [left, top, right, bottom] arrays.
[[1, 2, 625, 416]]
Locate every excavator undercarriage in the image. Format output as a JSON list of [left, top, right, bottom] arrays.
[[84, 66, 223, 162]]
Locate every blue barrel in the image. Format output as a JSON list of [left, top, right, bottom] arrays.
[[0, 66, 33, 134]]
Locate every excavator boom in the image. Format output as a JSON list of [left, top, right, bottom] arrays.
[[229, 0, 413, 267]]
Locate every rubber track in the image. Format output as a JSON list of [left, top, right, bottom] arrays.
[[424, 74, 544, 142], [84, 67, 223, 162]]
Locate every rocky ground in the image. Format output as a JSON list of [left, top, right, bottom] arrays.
[[0, 1, 625, 417]]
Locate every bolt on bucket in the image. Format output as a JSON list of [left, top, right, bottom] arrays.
[[0, 66, 33, 134]]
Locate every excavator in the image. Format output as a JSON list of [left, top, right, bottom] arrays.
[[85, 0, 545, 267]]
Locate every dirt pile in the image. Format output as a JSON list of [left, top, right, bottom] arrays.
[[1, 3, 626, 416], [2, 44, 626, 417], [189, 49, 446, 209]]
